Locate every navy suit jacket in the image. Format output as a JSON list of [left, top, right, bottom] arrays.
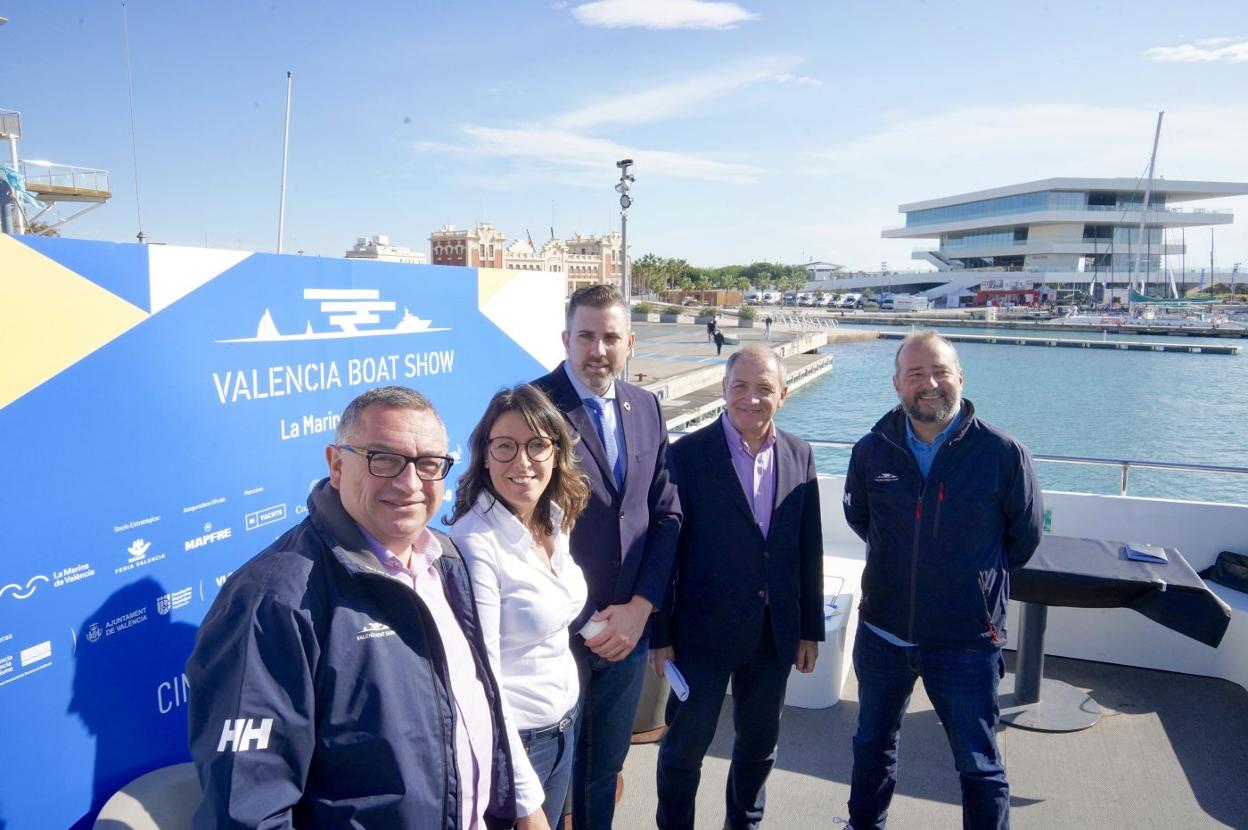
[[653, 417, 824, 668], [533, 364, 682, 623]]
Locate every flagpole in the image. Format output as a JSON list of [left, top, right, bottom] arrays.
[[277, 71, 292, 253]]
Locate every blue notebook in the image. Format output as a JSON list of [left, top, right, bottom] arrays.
[[1123, 542, 1169, 564]]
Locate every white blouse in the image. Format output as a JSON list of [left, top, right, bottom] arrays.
[[449, 491, 587, 816]]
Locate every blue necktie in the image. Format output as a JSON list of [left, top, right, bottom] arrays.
[[584, 398, 623, 488]]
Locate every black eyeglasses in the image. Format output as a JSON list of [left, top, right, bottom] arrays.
[[487, 436, 557, 464], [335, 445, 455, 480]]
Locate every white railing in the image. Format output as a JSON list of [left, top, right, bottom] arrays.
[[20, 159, 110, 194]]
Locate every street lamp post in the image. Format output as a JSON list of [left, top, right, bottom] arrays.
[[615, 158, 634, 378], [615, 159, 634, 299]]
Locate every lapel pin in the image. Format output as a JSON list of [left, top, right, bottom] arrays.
[[623, 401, 631, 412]]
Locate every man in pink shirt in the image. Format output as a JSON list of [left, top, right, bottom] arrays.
[[651, 346, 824, 829], [188, 386, 518, 829]]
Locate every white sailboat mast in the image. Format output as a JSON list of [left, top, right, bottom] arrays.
[[1131, 111, 1164, 295]]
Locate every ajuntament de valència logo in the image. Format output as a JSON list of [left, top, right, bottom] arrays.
[[216, 288, 450, 344]]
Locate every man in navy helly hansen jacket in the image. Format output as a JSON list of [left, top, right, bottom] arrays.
[[187, 387, 517, 829], [842, 332, 1042, 830]]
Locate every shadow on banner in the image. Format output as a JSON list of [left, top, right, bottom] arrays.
[[67, 578, 198, 829]]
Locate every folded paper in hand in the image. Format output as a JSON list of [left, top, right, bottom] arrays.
[[664, 659, 690, 701], [1124, 542, 1169, 564]]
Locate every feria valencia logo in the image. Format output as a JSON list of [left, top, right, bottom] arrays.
[[217, 288, 450, 343]]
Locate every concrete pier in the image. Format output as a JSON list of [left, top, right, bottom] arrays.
[[874, 330, 1239, 354], [623, 320, 858, 431]]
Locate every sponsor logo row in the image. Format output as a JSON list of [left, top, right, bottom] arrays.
[[2, 503, 289, 602]]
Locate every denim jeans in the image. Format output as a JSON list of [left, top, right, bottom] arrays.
[[571, 633, 648, 830], [848, 624, 1009, 830], [518, 705, 579, 828], [656, 616, 790, 830]]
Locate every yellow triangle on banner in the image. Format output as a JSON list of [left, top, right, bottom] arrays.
[[476, 267, 567, 370], [477, 267, 516, 308], [0, 235, 149, 408]]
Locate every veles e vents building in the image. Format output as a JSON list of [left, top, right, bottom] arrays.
[[881, 178, 1248, 305]]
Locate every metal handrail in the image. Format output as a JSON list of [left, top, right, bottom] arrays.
[[19, 159, 110, 194], [796, 438, 1248, 497]]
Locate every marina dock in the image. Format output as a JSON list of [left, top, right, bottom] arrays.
[[834, 312, 1248, 338], [625, 320, 877, 431], [875, 330, 1240, 355]]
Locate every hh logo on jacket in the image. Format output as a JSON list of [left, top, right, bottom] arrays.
[[217, 718, 274, 752]]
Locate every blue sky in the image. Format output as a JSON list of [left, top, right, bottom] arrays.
[[5, 1, 1248, 272]]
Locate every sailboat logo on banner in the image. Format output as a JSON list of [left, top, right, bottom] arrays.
[[217, 288, 450, 343]]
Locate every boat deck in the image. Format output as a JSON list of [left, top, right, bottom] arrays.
[[612, 652, 1248, 828]]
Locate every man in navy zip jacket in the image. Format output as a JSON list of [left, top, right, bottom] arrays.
[[187, 387, 518, 829], [842, 332, 1042, 830]]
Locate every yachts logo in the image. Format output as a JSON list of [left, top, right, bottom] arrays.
[[0, 574, 49, 601], [357, 622, 396, 641], [128, 539, 152, 562], [217, 288, 450, 343], [217, 718, 274, 752], [873, 473, 900, 483], [245, 504, 287, 531]]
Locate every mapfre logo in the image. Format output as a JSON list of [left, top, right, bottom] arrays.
[[217, 718, 274, 752], [216, 288, 449, 344], [185, 522, 233, 551]]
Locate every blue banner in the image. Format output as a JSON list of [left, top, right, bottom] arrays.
[[0, 235, 565, 828]]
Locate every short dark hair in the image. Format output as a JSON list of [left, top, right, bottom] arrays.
[[448, 384, 589, 536], [726, 344, 786, 387], [566, 284, 628, 331], [335, 386, 442, 444], [893, 330, 960, 375]]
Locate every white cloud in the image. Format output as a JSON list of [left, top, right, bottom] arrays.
[[804, 104, 1248, 186], [457, 125, 761, 184], [571, 0, 757, 30], [1146, 38, 1248, 62], [551, 56, 798, 130], [773, 73, 822, 87], [785, 104, 1248, 270], [415, 55, 815, 186]]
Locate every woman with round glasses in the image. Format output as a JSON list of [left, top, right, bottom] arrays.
[[448, 384, 590, 830]]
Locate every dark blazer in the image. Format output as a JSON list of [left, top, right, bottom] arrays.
[[653, 417, 824, 668], [533, 364, 682, 621]]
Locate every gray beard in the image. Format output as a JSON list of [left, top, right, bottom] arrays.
[[904, 392, 958, 424]]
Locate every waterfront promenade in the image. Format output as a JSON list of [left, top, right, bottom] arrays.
[[627, 318, 874, 431]]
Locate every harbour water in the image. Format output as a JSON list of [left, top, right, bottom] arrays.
[[778, 322, 1248, 505]]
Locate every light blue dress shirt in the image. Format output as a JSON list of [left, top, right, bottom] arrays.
[[562, 364, 628, 483]]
